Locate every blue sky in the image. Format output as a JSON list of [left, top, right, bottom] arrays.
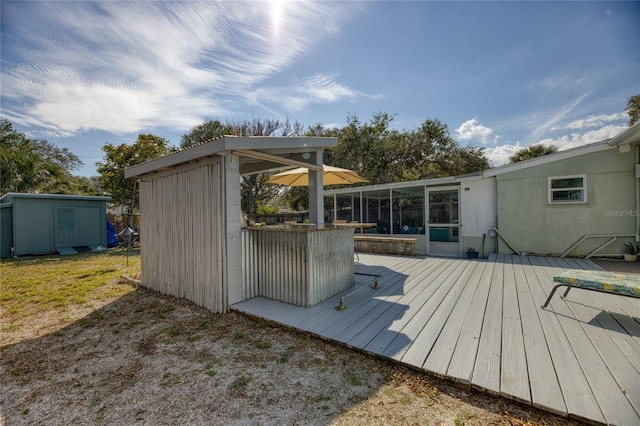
[[1, 1, 639, 177]]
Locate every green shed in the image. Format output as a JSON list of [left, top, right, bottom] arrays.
[[0, 193, 111, 258]]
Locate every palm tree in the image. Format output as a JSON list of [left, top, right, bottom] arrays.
[[509, 143, 558, 163], [1, 119, 80, 195]]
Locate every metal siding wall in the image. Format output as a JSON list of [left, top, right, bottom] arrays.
[[242, 229, 308, 305], [10, 198, 108, 256], [140, 162, 225, 312], [13, 198, 53, 255], [306, 229, 354, 305], [0, 205, 13, 258], [242, 228, 354, 307]]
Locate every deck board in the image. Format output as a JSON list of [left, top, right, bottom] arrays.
[[500, 255, 531, 403], [471, 256, 504, 394], [422, 261, 486, 376], [392, 261, 472, 363], [403, 261, 479, 368], [567, 290, 640, 417], [513, 256, 566, 415], [530, 256, 606, 423], [446, 260, 494, 385], [363, 259, 458, 355], [232, 253, 640, 425], [334, 257, 450, 346]]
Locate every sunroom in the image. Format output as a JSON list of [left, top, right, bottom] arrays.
[[324, 174, 497, 257]]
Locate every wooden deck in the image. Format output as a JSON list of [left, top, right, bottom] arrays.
[[231, 254, 640, 425]]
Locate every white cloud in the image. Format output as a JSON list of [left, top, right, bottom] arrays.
[[529, 91, 594, 141], [564, 112, 627, 130], [486, 124, 627, 168], [248, 73, 375, 111], [456, 118, 499, 144], [484, 143, 523, 167], [527, 73, 592, 92], [537, 125, 628, 151], [0, 1, 366, 136]]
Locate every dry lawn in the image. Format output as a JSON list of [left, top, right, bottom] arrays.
[[1, 251, 584, 425]]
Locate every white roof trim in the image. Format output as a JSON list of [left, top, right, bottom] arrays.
[[125, 136, 337, 178], [0, 193, 111, 202], [324, 176, 459, 196], [607, 122, 640, 146]]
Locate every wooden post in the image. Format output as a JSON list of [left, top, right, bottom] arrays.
[[308, 150, 324, 229]]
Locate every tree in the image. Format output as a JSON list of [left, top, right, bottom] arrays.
[[180, 120, 233, 149], [0, 118, 82, 195], [66, 175, 102, 196], [96, 134, 174, 222], [509, 143, 558, 163], [181, 118, 305, 214], [324, 113, 488, 185], [626, 94, 640, 126]]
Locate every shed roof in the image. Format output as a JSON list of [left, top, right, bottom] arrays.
[[125, 136, 338, 178], [0, 193, 111, 203]]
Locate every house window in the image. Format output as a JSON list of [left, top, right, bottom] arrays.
[[548, 175, 587, 204]]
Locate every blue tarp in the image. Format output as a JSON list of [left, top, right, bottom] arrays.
[[106, 221, 119, 247]]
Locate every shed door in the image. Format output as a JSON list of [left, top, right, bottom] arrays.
[[54, 207, 78, 247], [76, 207, 101, 246], [54, 207, 102, 248]]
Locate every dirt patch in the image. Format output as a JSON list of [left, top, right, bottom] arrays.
[[1, 285, 582, 425]]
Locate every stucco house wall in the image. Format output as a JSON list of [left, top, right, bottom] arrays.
[[460, 177, 497, 256], [493, 145, 637, 256]]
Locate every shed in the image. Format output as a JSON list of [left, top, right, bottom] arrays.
[[125, 136, 346, 314], [0, 193, 111, 258]]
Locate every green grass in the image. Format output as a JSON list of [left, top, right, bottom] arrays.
[[0, 250, 141, 321]]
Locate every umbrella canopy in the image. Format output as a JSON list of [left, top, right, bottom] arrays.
[[266, 165, 366, 187]]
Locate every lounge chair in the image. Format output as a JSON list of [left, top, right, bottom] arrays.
[[541, 269, 640, 309]]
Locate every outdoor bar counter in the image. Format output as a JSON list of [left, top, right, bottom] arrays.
[[242, 226, 354, 307]]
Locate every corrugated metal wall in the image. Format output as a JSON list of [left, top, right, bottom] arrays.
[[140, 159, 226, 312], [0, 204, 14, 258], [242, 228, 354, 307]]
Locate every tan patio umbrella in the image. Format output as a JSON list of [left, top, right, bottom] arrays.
[[266, 165, 366, 186]]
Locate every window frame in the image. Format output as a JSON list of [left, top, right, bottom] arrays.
[[548, 174, 587, 204]]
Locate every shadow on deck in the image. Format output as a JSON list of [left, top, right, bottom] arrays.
[[232, 253, 640, 425]]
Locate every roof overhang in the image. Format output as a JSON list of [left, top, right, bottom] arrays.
[[0, 193, 111, 202], [124, 136, 337, 178], [324, 176, 460, 197], [607, 122, 640, 153]]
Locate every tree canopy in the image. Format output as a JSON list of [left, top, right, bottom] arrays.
[[626, 94, 640, 126], [181, 118, 304, 214], [180, 120, 233, 149], [279, 114, 489, 211], [324, 113, 488, 185], [96, 134, 174, 216], [0, 118, 83, 195]]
